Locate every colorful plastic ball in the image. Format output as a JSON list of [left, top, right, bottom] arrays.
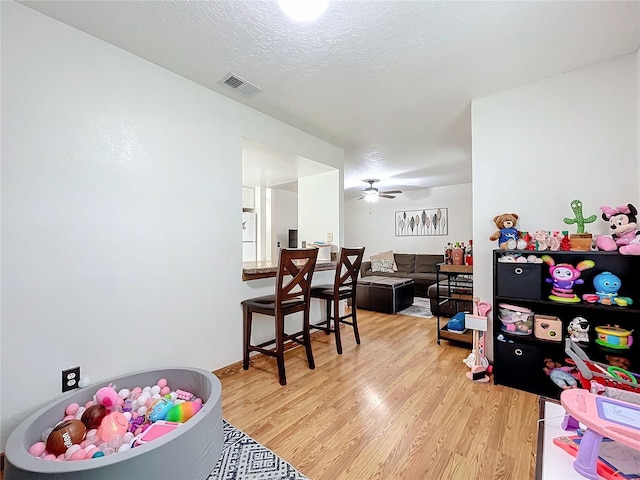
[[160, 386, 170, 395], [46, 420, 87, 456], [65, 403, 80, 416], [118, 388, 130, 399], [118, 443, 131, 453], [165, 401, 202, 422], [43, 454, 57, 461], [157, 378, 168, 388], [92, 450, 105, 458], [28, 441, 46, 457], [70, 449, 87, 461], [63, 414, 75, 421], [96, 412, 128, 442], [85, 446, 99, 457], [64, 444, 81, 459]]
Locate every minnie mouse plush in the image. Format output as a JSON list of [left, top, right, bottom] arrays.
[[595, 203, 640, 255]]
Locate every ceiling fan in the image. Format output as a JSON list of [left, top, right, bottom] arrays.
[[358, 179, 403, 203]]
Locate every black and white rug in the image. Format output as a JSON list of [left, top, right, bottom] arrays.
[[398, 297, 433, 318], [208, 420, 309, 480]]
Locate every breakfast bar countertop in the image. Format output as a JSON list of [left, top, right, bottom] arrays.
[[242, 260, 337, 281]]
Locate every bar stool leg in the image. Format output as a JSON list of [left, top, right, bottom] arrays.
[[352, 307, 361, 345], [243, 306, 252, 370], [303, 308, 315, 370], [275, 313, 287, 386], [324, 300, 331, 334], [333, 299, 343, 354]]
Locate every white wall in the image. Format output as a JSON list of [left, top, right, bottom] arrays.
[[1, 2, 342, 449], [298, 170, 341, 248], [472, 54, 638, 359], [270, 188, 298, 259], [344, 184, 473, 256]]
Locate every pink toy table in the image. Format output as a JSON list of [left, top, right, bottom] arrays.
[[561, 389, 640, 480]]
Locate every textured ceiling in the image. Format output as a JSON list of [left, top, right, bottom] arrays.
[[21, 0, 640, 197]]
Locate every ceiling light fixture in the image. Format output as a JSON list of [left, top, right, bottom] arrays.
[[278, 0, 329, 22], [364, 192, 379, 203]]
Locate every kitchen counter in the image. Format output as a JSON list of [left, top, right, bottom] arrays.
[[242, 260, 337, 281]]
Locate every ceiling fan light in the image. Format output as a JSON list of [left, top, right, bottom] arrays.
[[278, 0, 329, 22], [364, 193, 379, 203]]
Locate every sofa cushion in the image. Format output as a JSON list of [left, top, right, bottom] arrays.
[[371, 258, 395, 273], [370, 250, 398, 271], [393, 254, 416, 273], [415, 254, 444, 273]]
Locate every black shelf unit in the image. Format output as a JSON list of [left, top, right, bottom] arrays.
[[492, 249, 640, 399]]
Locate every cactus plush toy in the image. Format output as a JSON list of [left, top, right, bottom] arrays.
[[563, 199, 596, 234]]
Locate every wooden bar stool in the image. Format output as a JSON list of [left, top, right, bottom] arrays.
[[241, 248, 318, 386], [310, 247, 365, 354]]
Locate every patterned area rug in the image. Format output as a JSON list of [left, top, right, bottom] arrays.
[[208, 420, 309, 480], [398, 296, 433, 318]]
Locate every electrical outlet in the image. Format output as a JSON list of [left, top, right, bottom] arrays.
[[327, 232, 333, 242], [62, 366, 80, 392]]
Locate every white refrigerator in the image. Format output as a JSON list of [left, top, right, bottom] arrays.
[[242, 212, 257, 262]]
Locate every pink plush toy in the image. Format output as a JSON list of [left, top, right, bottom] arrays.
[[595, 204, 640, 255], [95, 386, 119, 410]]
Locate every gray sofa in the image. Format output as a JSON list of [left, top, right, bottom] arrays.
[[360, 253, 443, 297]]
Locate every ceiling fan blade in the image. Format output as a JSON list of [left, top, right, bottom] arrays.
[[357, 195, 366, 200], [379, 194, 396, 199], [380, 190, 402, 195]]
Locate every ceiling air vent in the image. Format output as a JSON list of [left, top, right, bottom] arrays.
[[220, 73, 262, 97]]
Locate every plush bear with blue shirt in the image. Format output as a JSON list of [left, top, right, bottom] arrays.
[[490, 213, 527, 250]]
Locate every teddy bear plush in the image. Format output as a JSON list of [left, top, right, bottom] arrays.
[[490, 213, 527, 249], [595, 204, 640, 255]]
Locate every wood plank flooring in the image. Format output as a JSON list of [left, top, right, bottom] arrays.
[[219, 309, 539, 480]]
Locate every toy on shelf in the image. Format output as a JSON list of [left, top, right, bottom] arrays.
[[498, 303, 533, 335], [565, 339, 640, 393], [463, 298, 491, 382], [563, 199, 597, 234], [489, 213, 527, 250], [563, 199, 596, 251], [541, 254, 595, 303], [543, 358, 578, 390], [567, 317, 590, 344], [559, 231, 571, 251], [595, 203, 640, 255], [594, 325, 634, 350], [582, 271, 633, 306]]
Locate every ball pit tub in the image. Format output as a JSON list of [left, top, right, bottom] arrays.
[[5, 367, 223, 480]]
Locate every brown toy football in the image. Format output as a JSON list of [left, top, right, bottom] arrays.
[[46, 419, 86, 455], [81, 404, 107, 429]]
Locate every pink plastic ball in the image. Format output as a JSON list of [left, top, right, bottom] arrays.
[[85, 400, 96, 409], [131, 387, 142, 397], [28, 442, 46, 457], [194, 398, 203, 405], [156, 378, 168, 388], [65, 403, 79, 416], [56, 454, 65, 461], [64, 444, 81, 459], [43, 454, 57, 461], [160, 386, 170, 396], [63, 414, 75, 421], [70, 449, 87, 461], [85, 446, 99, 457]]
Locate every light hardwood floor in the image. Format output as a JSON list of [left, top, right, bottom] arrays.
[[219, 308, 539, 480]]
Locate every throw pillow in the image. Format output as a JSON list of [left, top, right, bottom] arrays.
[[370, 250, 398, 271], [371, 258, 395, 273]]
